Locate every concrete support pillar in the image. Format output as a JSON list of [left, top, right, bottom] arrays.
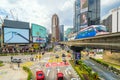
[[70, 46, 84, 65]]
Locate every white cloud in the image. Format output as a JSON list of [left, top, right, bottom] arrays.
[[64, 25, 73, 31], [0, 0, 75, 33], [101, 0, 120, 7], [1, 0, 119, 33]]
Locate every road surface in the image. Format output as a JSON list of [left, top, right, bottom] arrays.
[[84, 59, 120, 80]]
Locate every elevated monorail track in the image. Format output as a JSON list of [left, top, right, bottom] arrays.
[[60, 32, 120, 50]]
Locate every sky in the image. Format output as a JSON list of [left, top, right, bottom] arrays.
[[0, 0, 120, 33]]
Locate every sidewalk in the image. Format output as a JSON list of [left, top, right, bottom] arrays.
[[0, 63, 27, 80]]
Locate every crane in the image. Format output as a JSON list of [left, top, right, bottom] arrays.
[[10, 9, 18, 20]]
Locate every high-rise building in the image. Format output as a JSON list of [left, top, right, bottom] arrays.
[[74, 0, 100, 32], [59, 25, 64, 41], [102, 7, 120, 33], [74, 0, 80, 33], [51, 14, 60, 42]]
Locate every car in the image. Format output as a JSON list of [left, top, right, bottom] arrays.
[[57, 72, 64, 80], [71, 78, 79, 80], [36, 70, 45, 80], [55, 55, 59, 58], [62, 57, 66, 61], [11, 58, 22, 63], [62, 54, 66, 57], [67, 54, 71, 57]]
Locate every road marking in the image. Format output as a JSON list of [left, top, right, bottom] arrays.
[[57, 68, 60, 72], [65, 70, 68, 75], [68, 70, 71, 75], [66, 68, 72, 75], [47, 69, 50, 76], [45, 62, 69, 67]]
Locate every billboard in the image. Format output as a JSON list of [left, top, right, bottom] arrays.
[[75, 52, 81, 60], [80, 0, 88, 13], [4, 27, 29, 43], [33, 37, 46, 43], [80, 12, 88, 26]]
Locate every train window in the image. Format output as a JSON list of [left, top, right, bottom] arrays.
[[88, 28, 94, 32], [95, 26, 107, 32]]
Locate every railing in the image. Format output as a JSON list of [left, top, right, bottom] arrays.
[[60, 32, 120, 50]]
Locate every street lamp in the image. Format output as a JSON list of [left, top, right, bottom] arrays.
[[0, 17, 4, 48]]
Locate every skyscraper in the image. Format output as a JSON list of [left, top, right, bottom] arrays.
[[74, 0, 80, 33], [59, 25, 64, 41], [74, 0, 100, 32], [51, 14, 60, 42]]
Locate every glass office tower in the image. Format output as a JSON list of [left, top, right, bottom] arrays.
[[74, 0, 80, 33], [74, 0, 100, 31], [88, 0, 100, 26]]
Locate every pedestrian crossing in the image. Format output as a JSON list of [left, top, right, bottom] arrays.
[[48, 57, 62, 63]]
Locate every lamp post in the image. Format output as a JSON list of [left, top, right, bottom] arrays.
[[0, 17, 4, 48]]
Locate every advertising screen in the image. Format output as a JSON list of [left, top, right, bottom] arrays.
[[4, 27, 29, 43], [75, 52, 81, 60], [80, 0, 88, 13], [80, 12, 88, 26], [33, 37, 46, 43]]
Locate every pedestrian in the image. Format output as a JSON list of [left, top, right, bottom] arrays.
[[18, 62, 20, 68], [11, 56, 13, 62]]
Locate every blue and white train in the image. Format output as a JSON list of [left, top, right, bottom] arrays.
[[75, 25, 109, 39]]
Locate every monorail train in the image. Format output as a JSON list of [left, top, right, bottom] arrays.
[[75, 25, 109, 39]]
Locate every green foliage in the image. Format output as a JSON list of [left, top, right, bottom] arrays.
[[23, 66, 33, 80], [69, 60, 84, 80], [0, 60, 4, 67], [67, 50, 70, 53], [69, 60, 100, 80]]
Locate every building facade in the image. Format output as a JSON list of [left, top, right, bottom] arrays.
[[74, 0, 100, 32], [65, 28, 73, 41], [102, 7, 120, 33], [74, 0, 80, 33], [31, 23, 47, 44], [101, 14, 112, 32], [59, 25, 64, 41], [51, 14, 60, 42]]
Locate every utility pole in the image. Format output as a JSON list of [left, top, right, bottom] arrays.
[[0, 16, 8, 47], [0, 16, 4, 48]]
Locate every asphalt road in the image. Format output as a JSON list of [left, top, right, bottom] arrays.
[[30, 52, 80, 80], [84, 59, 120, 80], [0, 55, 33, 62]]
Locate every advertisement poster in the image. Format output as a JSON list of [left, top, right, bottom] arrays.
[[75, 52, 81, 60], [80, 0, 88, 13], [33, 37, 46, 43], [80, 12, 88, 26]]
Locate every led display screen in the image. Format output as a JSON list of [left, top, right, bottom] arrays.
[[4, 27, 29, 43], [80, 0, 88, 13], [75, 52, 81, 60], [33, 37, 46, 43]]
